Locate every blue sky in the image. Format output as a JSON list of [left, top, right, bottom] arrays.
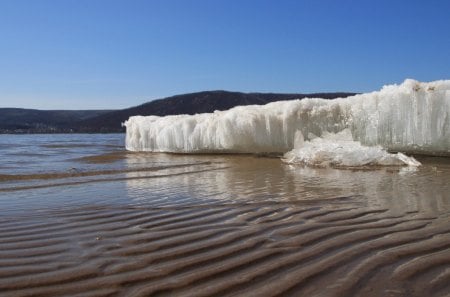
[[1, 0, 449, 110]]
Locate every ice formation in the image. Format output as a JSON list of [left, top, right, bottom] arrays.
[[124, 79, 450, 165], [282, 129, 421, 167]]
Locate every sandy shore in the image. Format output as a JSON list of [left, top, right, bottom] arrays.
[[1, 149, 449, 297], [1, 199, 449, 297]]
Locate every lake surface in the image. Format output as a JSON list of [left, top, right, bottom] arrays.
[[0, 133, 449, 296]]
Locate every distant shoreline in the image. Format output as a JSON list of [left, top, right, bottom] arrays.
[[0, 131, 125, 135]]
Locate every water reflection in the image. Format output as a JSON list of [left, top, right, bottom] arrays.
[[125, 153, 450, 215]]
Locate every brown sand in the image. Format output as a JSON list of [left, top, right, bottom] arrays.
[[1, 201, 449, 297]]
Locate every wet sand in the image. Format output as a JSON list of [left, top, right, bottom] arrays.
[[1, 197, 450, 296], [0, 136, 449, 296]]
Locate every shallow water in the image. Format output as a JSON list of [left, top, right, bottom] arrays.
[[0, 134, 449, 296]]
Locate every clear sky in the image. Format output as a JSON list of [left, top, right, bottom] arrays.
[[1, 0, 449, 110]]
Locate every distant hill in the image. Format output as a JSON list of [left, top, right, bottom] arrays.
[[0, 91, 356, 133], [0, 109, 112, 133], [75, 90, 356, 133]]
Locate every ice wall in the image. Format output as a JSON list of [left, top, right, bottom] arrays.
[[124, 79, 450, 156]]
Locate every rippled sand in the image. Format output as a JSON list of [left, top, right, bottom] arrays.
[[0, 135, 449, 297], [1, 199, 449, 297]]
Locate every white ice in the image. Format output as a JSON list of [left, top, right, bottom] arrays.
[[282, 129, 421, 168], [124, 79, 450, 166]]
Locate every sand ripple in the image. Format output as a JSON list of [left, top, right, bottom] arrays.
[[0, 201, 449, 297]]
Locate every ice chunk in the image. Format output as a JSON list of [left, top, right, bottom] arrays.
[[124, 79, 450, 156], [282, 129, 421, 168]]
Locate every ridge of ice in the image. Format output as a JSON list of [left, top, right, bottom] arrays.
[[124, 79, 450, 165]]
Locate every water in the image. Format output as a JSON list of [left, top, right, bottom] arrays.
[[0, 133, 448, 215], [0, 133, 449, 296]]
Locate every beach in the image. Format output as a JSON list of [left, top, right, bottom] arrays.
[[2, 0, 450, 294], [0, 134, 449, 296]]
